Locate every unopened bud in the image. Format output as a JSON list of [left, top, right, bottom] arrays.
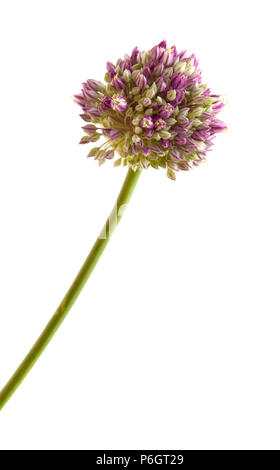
[[167, 90, 176, 101], [146, 82, 157, 99], [123, 70, 132, 82], [159, 131, 171, 139], [132, 87, 141, 95], [104, 72, 110, 83]]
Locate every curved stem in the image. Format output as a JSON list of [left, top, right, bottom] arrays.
[[0, 168, 141, 410]]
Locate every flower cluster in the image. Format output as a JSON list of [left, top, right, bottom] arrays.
[[74, 40, 226, 180]]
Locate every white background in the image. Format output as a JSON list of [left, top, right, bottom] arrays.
[[0, 0, 279, 450]]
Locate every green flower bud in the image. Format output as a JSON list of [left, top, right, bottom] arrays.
[[166, 118, 177, 126], [167, 168, 176, 180], [174, 61, 187, 73], [106, 84, 115, 95], [96, 149, 105, 159], [87, 147, 99, 158], [135, 104, 144, 112], [162, 67, 173, 79], [126, 108, 134, 118], [177, 111, 189, 124], [156, 96, 165, 105], [114, 158, 122, 167], [142, 51, 150, 65], [123, 70, 132, 82], [89, 134, 100, 142], [167, 90, 176, 101], [132, 87, 141, 95], [188, 107, 204, 119], [141, 97, 151, 107], [132, 117, 140, 126], [145, 82, 157, 99], [132, 70, 140, 82], [159, 131, 171, 139], [104, 72, 110, 83]]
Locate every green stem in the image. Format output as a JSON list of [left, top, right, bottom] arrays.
[[0, 168, 141, 410]]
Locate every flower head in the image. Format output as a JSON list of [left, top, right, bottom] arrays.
[[74, 40, 226, 179]]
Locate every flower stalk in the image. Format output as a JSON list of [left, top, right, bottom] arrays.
[[0, 168, 141, 410]]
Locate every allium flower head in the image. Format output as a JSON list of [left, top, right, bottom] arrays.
[[74, 40, 226, 179]]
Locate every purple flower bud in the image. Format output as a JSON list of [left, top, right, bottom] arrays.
[[161, 139, 170, 148], [212, 102, 225, 112], [158, 40, 167, 49], [136, 74, 147, 89], [178, 75, 188, 89], [174, 135, 187, 145], [142, 147, 152, 156], [153, 117, 167, 131], [143, 65, 153, 81], [170, 149, 183, 160], [150, 46, 161, 61], [86, 79, 104, 91], [171, 90, 185, 106], [112, 74, 126, 91], [102, 128, 120, 140], [153, 63, 164, 76], [119, 59, 132, 73], [162, 50, 175, 66], [100, 95, 112, 110], [150, 144, 162, 153], [106, 62, 116, 79], [191, 54, 199, 68], [83, 89, 99, 100], [156, 77, 167, 92], [104, 150, 115, 159], [170, 73, 188, 90], [83, 106, 101, 119], [130, 46, 139, 65], [140, 116, 154, 129], [111, 94, 127, 112], [210, 119, 227, 132], [73, 94, 85, 107], [170, 73, 181, 89], [144, 129, 154, 137], [178, 50, 188, 60], [131, 144, 140, 155], [192, 131, 205, 141], [79, 136, 91, 144], [159, 103, 174, 119], [82, 124, 97, 134], [79, 114, 92, 122]]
